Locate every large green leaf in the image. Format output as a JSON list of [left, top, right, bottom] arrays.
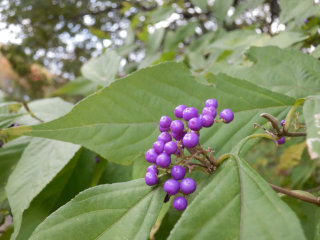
[[168, 156, 306, 240], [81, 50, 121, 86], [0, 136, 30, 202], [29, 179, 165, 240], [210, 46, 320, 98], [6, 138, 80, 240], [3, 62, 294, 164], [12, 148, 96, 240], [303, 96, 320, 159]]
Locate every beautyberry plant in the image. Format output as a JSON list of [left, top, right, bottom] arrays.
[[144, 99, 234, 210]]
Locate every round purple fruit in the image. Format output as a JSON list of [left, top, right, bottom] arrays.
[[145, 172, 158, 186], [164, 179, 180, 195], [183, 107, 198, 121], [173, 196, 188, 211], [219, 109, 234, 123], [174, 105, 187, 118], [156, 153, 171, 168], [180, 178, 197, 194], [182, 132, 199, 148], [171, 165, 186, 180], [145, 149, 158, 163]]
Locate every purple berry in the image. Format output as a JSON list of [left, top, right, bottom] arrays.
[[95, 156, 100, 163], [183, 107, 198, 121], [171, 165, 186, 180], [219, 109, 234, 123], [173, 196, 187, 211], [280, 120, 285, 126], [0, 140, 3, 148], [205, 99, 218, 108], [153, 141, 164, 154], [164, 179, 180, 195], [174, 105, 187, 118], [182, 132, 199, 148], [145, 172, 158, 186], [147, 164, 158, 174], [145, 148, 158, 163], [159, 125, 168, 132], [159, 116, 171, 129], [156, 153, 171, 168], [172, 131, 185, 141], [200, 114, 214, 128], [158, 132, 171, 143], [188, 117, 202, 131], [180, 178, 197, 194], [164, 141, 177, 154], [170, 120, 184, 133], [277, 137, 285, 145], [202, 107, 217, 118]]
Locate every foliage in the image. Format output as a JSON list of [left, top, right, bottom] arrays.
[[0, 0, 320, 239]]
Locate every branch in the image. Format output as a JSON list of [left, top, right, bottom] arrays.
[[22, 102, 44, 123], [270, 183, 320, 206]]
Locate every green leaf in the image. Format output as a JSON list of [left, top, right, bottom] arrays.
[[150, 6, 175, 23], [191, 0, 207, 11], [163, 22, 197, 52], [284, 197, 320, 240], [30, 179, 165, 240], [52, 77, 98, 97], [3, 62, 295, 165], [279, 0, 320, 24], [99, 160, 133, 184], [0, 136, 30, 202], [6, 138, 80, 240], [168, 156, 306, 240], [303, 96, 320, 159], [210, 46, 320, 98], [81, 50, 121, 86], [212, 0, 233, 24], [16, 97, 73, 125]]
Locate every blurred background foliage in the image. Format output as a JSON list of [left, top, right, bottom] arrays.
[[0, 0, 319, 101]]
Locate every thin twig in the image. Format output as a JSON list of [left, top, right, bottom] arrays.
[[270, 183, 320, 206], [22, 102, 44, 123]]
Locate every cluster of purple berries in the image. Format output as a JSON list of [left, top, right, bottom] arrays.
[[144, 99, 234, 211]]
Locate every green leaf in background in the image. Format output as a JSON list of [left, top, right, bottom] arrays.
[[279, 0, 320, 24], [3, 62, 295, 165], [303, 96, 320, 160], [6, 138, 80, 240], [81, 50, 121, 86], [150, 6, 175, 24], [16, 97, 73, 125], [210, 46, 320, 98], [30, 179, 165, 240], [52, 77, 98, 97], [191, 0, 207, 11], [284, 197, 320, 240], [0, 136, 30, 202], [163, 22, 197, 52], [168, 156, 306, 240], [211, 0, 233, 24]]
